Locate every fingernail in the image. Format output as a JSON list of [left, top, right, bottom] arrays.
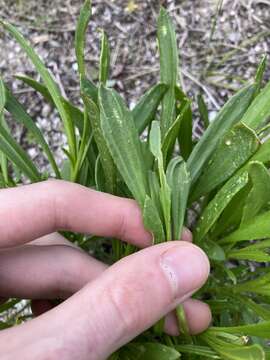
[[181, 228, 192, 242], [160, 244, 210, 300]]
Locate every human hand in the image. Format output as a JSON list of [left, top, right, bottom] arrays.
[[0, 180, 211, 360]]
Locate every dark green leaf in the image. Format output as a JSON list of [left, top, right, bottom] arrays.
[[132, 83, 167, 135], [175, 86, 193, 160], [0, 122, 40, 182], [198, 93, 210, 129], [4, 85, 60, 178]]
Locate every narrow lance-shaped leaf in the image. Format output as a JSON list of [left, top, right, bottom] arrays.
[[198, 93, 210, 129], [158, 7, 178, 137], [227, 239, 270, 263], [120, 343, 180, 360], [242, 79, 270, 130], [0, 78, 8, 185], [232, 294, 270, 321], [4, 85, 61, 178], [150, 121, 171, 240], [143, 196, 164, 244], [1, 20, 77, 163], [162, 100, 189, 165], [232, 272, 270, 297], [99, 31, 110, 84], [200, 332, 265, 360], [221, 211, 270, 244], [194, 172, 249, 243], [176, 86, 193, 160], [75, 0, 91, 78], [81, 77, 98, 104], [210, 321, 270, 339], [83, 93, 116, 193], [175, 344, 220, 359], [188, 84, 256, 184], [132, 83, 167, 135], [254, 55, 267, 98], [99, 85, 148, 206], [241, 161, 270, 224], [16, 74, 85, 134], [192, 123, 260, 201], [166, 157, 190, 240], [0, 122, 40, 182]]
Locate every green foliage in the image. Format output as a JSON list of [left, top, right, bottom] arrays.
[[1, 2, 270, 359]]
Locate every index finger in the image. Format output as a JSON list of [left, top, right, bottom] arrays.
[[0, 180, 152, 248]]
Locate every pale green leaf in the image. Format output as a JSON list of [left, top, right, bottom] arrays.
[[158, 7, 178, 137]]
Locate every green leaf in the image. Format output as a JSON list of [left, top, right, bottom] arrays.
[[255, 55, 267, 97], [75, 0, 91, 78], [203, 239, 226, 261], [0, 78, 9, 185], [221, 211, 270, 244], [200, 332, 265, 360], [99, 85, 148, 206], [211, 321, 270, 339], [242, 80, 270, 130], [228, 239, 270, 263], [241, 161, 270, 224], [99, 31, 110, 84], [232, 272, 270, 297], [150, 121, 171, 240], [121, 343, 181, 360], [158, 7, 178, 137], [192, 123, 259, 200], [1, 20, 77, 163], [82, 91, 116, 193], [143, 196, 164, 244], [162, 101, 190, 165], [16, 75, 85, 135], [198, 93, 210, 129], [80, 77, 98, 104], [0, 121, 40, 182], [188, 84, 256, 184], [0, 76, 5, 113], [132, 83, 167, 135], [4, 85, 60, 178], [231, 294, 270, 321], [166, 157, 190, 240], [175, 345, 220, 359], [175, 86, 193, 160], [194, 172, 249, 243]]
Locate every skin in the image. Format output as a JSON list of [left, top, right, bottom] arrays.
[[0, 180, 211, 360]]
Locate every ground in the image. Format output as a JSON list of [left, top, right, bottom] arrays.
[[0, 0, 270, 171]]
